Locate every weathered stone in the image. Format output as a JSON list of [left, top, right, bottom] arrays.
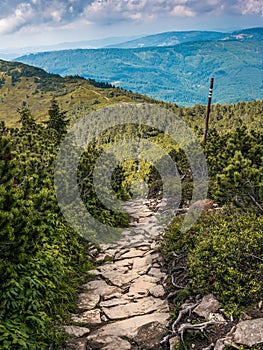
[[103, 292, 123, 300], [63, 325, 90, 337], [117, 248, 146, 259], [77, 293, 100, 310], [233, 318, 263, 346], [64, 338, 87, 350], [100, 297, 129, 307], [83, 279, 122, 297], [129, 274, 159, 297], [102, 296, 168, 320], [149, 284, 165, 297], [113, 258, 134, 267], [87, 335, 131, 350], [148, 267, 166, 279], [90, 312, 170, 338], [96, 253, 113, 263], [71, 309, 101, 324], [134, 321, 168, 349], [214, 337, 234, 350], [132, 255, 153, 275], [99, 268, 139, 287], [98, 263, 129, 275], [194, 294, 220, 319]]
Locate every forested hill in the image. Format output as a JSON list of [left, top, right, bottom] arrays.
[[16, 40, 263, 105], [1, 59, 263, 133], [106, 27, 263, 48]]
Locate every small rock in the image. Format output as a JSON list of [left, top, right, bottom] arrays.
[[71, 309, 101, 324], [194, 294, 220, 319], [63, 338, 87, 350], [87, 335, 131, 350], [148, 267, 166, 279], [134, 321, 168, 349], [117, 248, 146, 259], [233, 318, 263, 347], [149, 284, 165, 298], [129, 274, 159, 297], [100, 298, 129, 307], [63, 325, 90, 337], [77, 293, 100, 310], [83, 279, 122, 297]]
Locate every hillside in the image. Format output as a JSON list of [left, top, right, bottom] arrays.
[[16, 40, 263, 106], [1, 59, 263, 133], [0, 59, 155, 126]]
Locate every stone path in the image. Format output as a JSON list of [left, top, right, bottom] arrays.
[[63, 198, 170, 350]]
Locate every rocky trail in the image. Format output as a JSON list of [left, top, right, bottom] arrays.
[[62, 198, 263, 350], [63, 198, 171, 350]]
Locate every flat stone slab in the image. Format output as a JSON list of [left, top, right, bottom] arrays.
[[102, 296, 168, 320], [129, 274, 159, 297], [71, 309, 101, 325], [64, 338, 87, 350], [83, 279, 122, 297], [100, 297, 130, 307], [87, 335, 131, 350], [63, 325, 90, 337], [116, 248, 146, 259], [77, 293, 100, 310], [89, 312, 170, 338]]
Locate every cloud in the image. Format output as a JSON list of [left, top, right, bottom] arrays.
[[0, 0, 92, 34], [0, 0, 262, 35], [236, 0, 263, 16], [0, 3, 34, 34]]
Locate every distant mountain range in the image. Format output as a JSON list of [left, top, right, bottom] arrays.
[[0, 35, 141, 60], [14, 28, 263, 106], [106, 27, 263, 48]]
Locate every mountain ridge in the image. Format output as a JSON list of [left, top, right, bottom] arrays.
[[15, 40, 263, 106]]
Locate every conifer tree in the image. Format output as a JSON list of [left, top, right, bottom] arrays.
[[47, 98, 69, 142]]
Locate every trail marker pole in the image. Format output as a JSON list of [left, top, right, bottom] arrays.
[[203, 77, 214, 144]]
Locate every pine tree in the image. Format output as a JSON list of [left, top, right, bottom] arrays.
[[46, 98, 69, 142]]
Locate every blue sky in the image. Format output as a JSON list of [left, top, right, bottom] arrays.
[[0, 0, 263, 48]]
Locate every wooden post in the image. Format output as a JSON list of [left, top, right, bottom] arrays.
[[203, 77, 214, 144]]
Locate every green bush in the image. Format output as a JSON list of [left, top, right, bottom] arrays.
[[163, 208, 263, 316]]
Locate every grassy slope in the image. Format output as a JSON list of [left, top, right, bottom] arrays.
[[0, 59, 263, 134], [0, 59, 155, 127]]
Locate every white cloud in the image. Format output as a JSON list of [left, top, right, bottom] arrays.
[[172, 5, 196, 17], [0, 2, 33, 34], [0, 0, 262, 36], [237, 0, 263, 16], [83, 0, 200, 24]]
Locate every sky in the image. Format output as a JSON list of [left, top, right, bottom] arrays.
[[0, 0, 263, 49]]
